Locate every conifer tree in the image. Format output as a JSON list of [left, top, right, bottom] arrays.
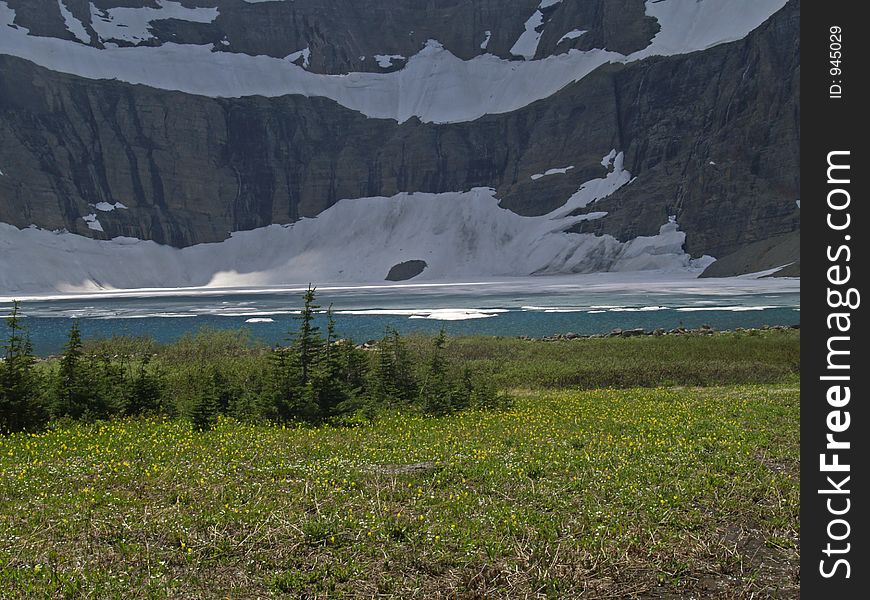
[[311, 306, 350, 419], [126, 355, 162, 415], [268, 345, 293, 420], [339, 337, 369, 400], [420, 329, 452, 416], [450, 365, 473, 412], [267, 285, 327, 422], [54, 320, 93, 419], [93, 351, 127, 417], [294, 284, 322, 385], [1, 301, 45, 432], [372, 327, 417, 407], [190, 368, 221, 431]]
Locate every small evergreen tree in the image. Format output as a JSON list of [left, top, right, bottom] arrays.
[[372, 333, 398, 405], [371, 327, 417, 407], [310, 306, 353, 420], [190, 368, 221, 431], [449, 366, 474, 412], [53, 320, 108, 420], [0, 301, 46, 432], [420, 329, 453, 416], [210, 367, 233, 415], [268, 346, 291, 420], [268, 345, 315, 422], [312, 306, 347, 419], [266, 285, 332, 423], [92, 351, 128, 417], [471, 374, 508, 410], [338, 338, 369, 401], [294, 285, 322, 386], [125, 355, 162, 415]]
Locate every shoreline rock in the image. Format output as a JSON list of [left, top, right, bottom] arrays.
[[533, 323, 798, 342]]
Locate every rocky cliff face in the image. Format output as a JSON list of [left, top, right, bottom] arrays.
[[0, 0, 799, 281]]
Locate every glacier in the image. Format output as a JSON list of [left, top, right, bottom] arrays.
[[0, 153, 714, 294]]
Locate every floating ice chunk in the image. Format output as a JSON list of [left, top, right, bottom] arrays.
[[676, 306, 777, 312], [408, 309, 505, 321]]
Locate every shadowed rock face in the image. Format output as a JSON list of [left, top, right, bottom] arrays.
[[5, 0, 657, 72], [0, 0, 799, 274]]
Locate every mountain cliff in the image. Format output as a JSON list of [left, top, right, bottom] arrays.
[[0, 0, 799, 291]]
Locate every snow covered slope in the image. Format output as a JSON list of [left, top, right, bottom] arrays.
[[0, 0, 800, 286], [0, 153, 712, 293], [0, 0, 788, 123]]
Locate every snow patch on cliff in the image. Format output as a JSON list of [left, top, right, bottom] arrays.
[[510, 1, 564, 59], [93, 202, 128, 212], [286, 47, 311, 68], [0, 0, 788, 124], [58, 0, 89, 43], [531, 166, 574, 180], [634, 0, 788, 58], [558, 29, 587, 45], [374, 54, 405, 68], [89, 1, 218, 44], [510, 9, 545, 59], [480, 30, 492, 50], [0, 152, 713, 293], [81, 214, 103, 232]]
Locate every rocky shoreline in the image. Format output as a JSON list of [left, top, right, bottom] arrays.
[[523, 323, 800, 342]]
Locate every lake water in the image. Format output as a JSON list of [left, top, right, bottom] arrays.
[[1, 274, 800, 355]]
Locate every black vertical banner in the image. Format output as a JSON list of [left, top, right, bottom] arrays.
[[802, 0, 868, 596]]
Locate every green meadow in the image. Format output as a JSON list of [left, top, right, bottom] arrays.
[[0, 330, 799, 598]]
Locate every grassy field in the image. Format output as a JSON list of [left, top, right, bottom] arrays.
[[74, 328, 800, 419], [1, 331, 799, 598], [434, 329, 800, 390], [0, 388, 798, 597]]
